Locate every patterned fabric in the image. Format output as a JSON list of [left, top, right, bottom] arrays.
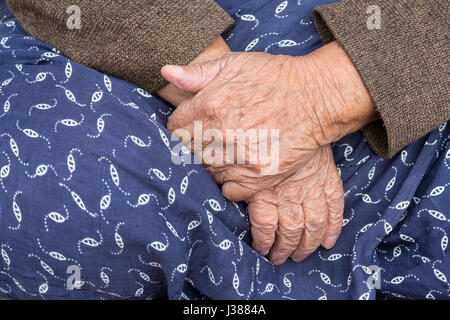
[[0, 0, 449, 300]]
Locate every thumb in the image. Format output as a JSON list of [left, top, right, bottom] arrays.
[[161, 57, 225, 93]]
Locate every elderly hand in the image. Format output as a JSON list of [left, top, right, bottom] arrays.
[[163, 42, 378, 264], [247, 145, 344, 264]]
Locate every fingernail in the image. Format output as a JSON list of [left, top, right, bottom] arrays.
[[323, 236, 338, 249]]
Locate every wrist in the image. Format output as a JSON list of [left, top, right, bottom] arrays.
[[301, 41, 379, 145], [189, 36, 230, 65]]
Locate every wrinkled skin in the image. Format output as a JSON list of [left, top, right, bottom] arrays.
[[162, 42, 376, 264], [247, 145, 344, 264]]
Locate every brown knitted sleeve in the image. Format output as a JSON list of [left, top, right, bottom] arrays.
[[6, 0, 234, 93], [312, 0, 450, 158]]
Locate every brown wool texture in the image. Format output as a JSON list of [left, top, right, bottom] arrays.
[[6, 0, 234, 93], [313, 0, 449, 158]]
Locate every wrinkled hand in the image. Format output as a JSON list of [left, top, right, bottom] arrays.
[[163, 42, 377, 264], [247, 145, 344, 264]]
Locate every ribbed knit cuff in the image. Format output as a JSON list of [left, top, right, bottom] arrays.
[[313, 0, 450, 158], [7, 0, 234, 92]]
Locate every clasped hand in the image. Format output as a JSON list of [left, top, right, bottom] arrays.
[[158, 40, 376, 265]]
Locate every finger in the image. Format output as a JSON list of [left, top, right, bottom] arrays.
[[222, 181, 259, 202], [248, 191, 279, 256], [161, 56, 228, 93], [214, 164, 265, 187], [213, 165, 262, 202], [156, 83, 194, 107], [291, 192, 328, 262], [321, 159, 345, 249], [167, 98, 196, 132], [269, 202, 304, 265]]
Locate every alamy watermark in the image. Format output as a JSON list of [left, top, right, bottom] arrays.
[[366, 265, 381, 289], [367, 5, 381, 30], [66, 265, 83, 290], [66, 5, 81, 30], [65, 4, 381, 31]]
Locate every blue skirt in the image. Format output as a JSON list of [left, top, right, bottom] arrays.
[[0, 0, 449, 299]]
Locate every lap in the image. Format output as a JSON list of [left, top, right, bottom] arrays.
[[1, 0, 449, 300]]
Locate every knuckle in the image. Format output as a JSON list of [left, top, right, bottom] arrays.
[[278, 202, 303, 219], [304, 218, 327, 233], [277, 224, 304, 239], [251, 219, 278, 233], [325, 176, 343, 195], [250, 213, 278, 233], [253, 238, 273, 250], [202, 101, 222, 119], [328, 211, 343, 225], [282, 210, 303, 226], [327, 191, 345, 212]]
